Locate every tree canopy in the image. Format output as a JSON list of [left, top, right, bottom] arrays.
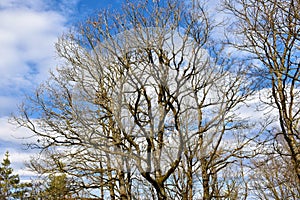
[[12, 0, 300, 199]]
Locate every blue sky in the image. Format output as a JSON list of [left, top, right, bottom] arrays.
[[0, 0, 124, 179]]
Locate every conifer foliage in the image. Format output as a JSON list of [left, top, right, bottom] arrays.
[[0, 151, 20, 198], [0, 151, 32, 199]]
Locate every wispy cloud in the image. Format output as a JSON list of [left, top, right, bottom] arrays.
[[0, 0, 71, 116]]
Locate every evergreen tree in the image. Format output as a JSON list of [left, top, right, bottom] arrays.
[[43, 173, 70, 199], [0, 151, 20, 199]]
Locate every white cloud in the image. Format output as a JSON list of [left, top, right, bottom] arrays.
[[0, 8, 65, 83], [0, 117, 35, 144], [0, 0, 45, 10], [0, 0, 69, 117], [0, 96, 19, 116]]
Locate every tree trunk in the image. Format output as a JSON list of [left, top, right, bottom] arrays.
[[119, 170, 130, 200], [201, 160, 210, 200], [156, 184, 167, 200], [106, 153, 115, 200], [185, 154, 193, 200]]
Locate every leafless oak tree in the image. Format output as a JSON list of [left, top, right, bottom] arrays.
[[14, 0, 257, 199]]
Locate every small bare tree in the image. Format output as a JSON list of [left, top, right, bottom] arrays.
[[14, 0, 257, 199]]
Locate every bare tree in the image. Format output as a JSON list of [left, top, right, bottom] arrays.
[[250, 154, 300, 199], [249, 134, 300, 199], [223, 0, 300, 182], [14, 0, 257, 199]]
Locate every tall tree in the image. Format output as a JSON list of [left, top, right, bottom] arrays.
[[223, 0, 300, 182], [15, 0, 256, 199]]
